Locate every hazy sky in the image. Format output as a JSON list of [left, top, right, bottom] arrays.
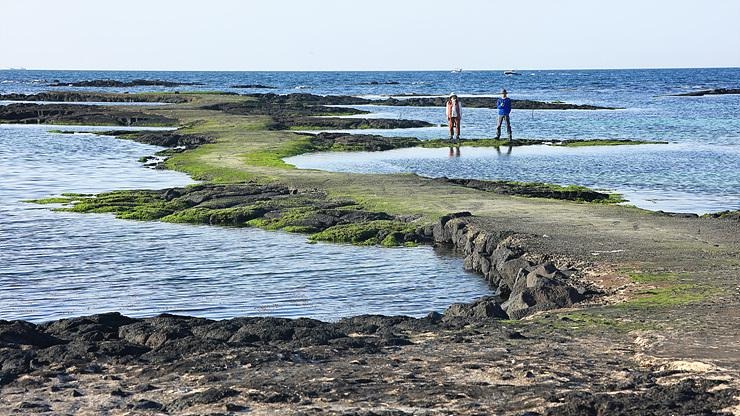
[[1, 0, 738, 71]]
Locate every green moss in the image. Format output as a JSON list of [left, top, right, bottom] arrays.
[[380, 232, 404, 247], [629, 272, 679, 283], [241, 136, 319, 169], [598, 193, 627, 204], [165, 157, 257, 182], [701, 210, 740, 219], [246, 207, 315, 230], [620, 284, 716, 308], [416, 138, 666, 149], [282, 225, 319, 233], [309, 220, 415, 246], [49, 190, 185, 221], [161, 207, 213, 224], [552, 312, 656, 332], [620, 271, 720, 308], [420, 138, 514, 148], [118, 205, 175, 221], [161, 206, 262, 226], [23, 197, 74, 204]]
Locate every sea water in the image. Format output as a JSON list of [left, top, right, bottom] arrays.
[[0, 124, 489, 323]]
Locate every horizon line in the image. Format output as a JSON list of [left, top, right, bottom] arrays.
[[2, 66, 740, 73]]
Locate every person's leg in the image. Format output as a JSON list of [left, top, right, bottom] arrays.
[[496, 115, 503, 138], [455, 117, 461, 139], [506, 115, 512, 139], [448, 118, 454, 140]]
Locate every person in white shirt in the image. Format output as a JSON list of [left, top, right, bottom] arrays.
[[445, 93, 462, 142]]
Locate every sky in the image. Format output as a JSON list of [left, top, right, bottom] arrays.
[[1, 0, 739, 71]]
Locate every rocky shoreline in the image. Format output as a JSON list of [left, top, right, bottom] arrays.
[[0, 103, 176, 126], [670, 88, 740, 97], [435, 178, 620, 203], [0, 91, 189, 103]]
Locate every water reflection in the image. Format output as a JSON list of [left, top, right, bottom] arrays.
[[285, 143, 740, 214], [495, 145, 513, 157], [1, 124, 492, 323]]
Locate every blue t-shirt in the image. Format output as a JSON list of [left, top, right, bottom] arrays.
[[497, 97, 512, 115]]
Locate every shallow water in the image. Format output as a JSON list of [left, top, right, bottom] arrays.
[[285, 144, 740, 214], [3, 69, 738, 214], [319, 101, 740, 146], [0, 125, 490, 323]]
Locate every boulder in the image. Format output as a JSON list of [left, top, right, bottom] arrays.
[[503, 275, 585, 319], [444, 297, 508, 320], [0, 321, 63, 348]]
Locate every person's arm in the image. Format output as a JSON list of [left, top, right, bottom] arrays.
[[458, 102, 462, 119]]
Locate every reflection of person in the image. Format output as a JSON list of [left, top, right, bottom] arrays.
[[495, 89, 512, 141], [446, 93, 462, 142], [495, 144, 513, 156], [448, 146, 461, 158]]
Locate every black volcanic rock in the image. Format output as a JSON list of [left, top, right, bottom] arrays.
[[670, 88, 740, 97], [231, 84, 278, 89], [0, 91, 188, 103], [0, 103, 176, 126]]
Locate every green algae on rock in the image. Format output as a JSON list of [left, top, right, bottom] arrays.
[[436, 178, 625, 203], [34, 184, 428, 247]]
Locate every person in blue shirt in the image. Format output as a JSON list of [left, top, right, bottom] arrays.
[[495, 89, 513, 140]]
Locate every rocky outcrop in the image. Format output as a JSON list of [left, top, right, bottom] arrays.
[[273, 116, 432, 130], [670, 88, 740, 97], [202, 94, 432, 130], [702, 210, 740, 221], [438, 177, 616, 202], [0, 91, 189, 103], [230, 84, 277, 89], [52, 183, 430, 247], [419, 214, 587, 319], [306, 132, 421, 151], [1, 309, 735, 415], [117, 131, 212, 149], [47, 79, 204, 87], [0, 311, 445, 387], [0, 103, 176, 126]]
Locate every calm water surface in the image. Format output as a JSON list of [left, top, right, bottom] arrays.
[[0, 125, 490, 323], [286, 144, 740, 214]]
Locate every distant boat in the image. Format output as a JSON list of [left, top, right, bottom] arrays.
[[504, 70, 521, 76], [451, 68, 462, 73]]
